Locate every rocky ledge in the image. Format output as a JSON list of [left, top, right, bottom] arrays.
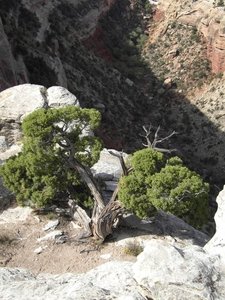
[[0, 185, 224, 299], [0, 146, 225, 299], [0, 83, 225, 299]]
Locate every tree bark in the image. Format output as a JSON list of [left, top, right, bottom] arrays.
[[66, 155, 124, 240], [61, 136, 129, 240]]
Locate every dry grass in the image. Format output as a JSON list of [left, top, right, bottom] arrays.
[[124, 241, 143, 257]]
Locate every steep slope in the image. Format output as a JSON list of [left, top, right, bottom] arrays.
[[1, 0, 225, 206], [0, 0, 151, 151], [94, 0, 225, 195]]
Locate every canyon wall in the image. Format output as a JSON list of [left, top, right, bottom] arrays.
[[176, 1, 225, 74]]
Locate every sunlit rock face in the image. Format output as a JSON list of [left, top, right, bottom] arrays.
[[1, 185, 225, 299], [177, 1, 225, 74]]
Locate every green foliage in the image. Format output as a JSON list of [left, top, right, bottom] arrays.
[[190, 27, 201, 43], [118, 149, 209, 228], [217, 0, 224, 6], [99, 0, 153, 83], [144, 1, 152, 14], [0, 106, 103, 208]]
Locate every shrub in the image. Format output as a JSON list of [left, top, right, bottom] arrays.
[[118, 149, 209, 228], [124, 241, 143, 256]]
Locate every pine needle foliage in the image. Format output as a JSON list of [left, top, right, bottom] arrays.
[[118, 149, 209, 228], [0, 106, 103, 208]]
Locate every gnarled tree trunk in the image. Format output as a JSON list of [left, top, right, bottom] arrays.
[[64, 125, 177, 240], [66, 152, 126, 240]]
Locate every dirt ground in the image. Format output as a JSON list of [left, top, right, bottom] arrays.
[[0, 204, 152, 276]]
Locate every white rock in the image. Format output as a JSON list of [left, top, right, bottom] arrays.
[[204, 185, 225, 267], [100, 253, 111, 260], [34, 247, 43, 254], [0, 206, 32, 223], [133, 239, 225, 300], [0, 262, 145, 300], [0, 144, 22, 161], [0, 84, 46, 121], [0, 85, 81, 124], [91, 148, 128, 180], [47, 86, 79, 108], [37, 230, 63, 242], [43, 220, 59, 231], [0, 136, 7, 151]]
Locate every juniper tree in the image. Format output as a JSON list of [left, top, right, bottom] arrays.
[[0, 106, 102, 207], [118, 148, 209, 228], [0, 106, 123, 239]]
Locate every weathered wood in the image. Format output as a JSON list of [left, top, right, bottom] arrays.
[[59, 136, 130, 240], [92, 201, 123, 239], [69, 201, 92, 237], [141, 125, 178, 153]]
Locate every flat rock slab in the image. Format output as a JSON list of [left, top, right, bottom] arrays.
[[43, 220, 60, 231], [37, 230, 63, 242], [0, 206, 32, 223]]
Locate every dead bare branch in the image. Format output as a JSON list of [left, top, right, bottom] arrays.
[[141, 125, 178, 153]]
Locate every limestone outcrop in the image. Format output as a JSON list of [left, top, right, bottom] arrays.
[[0, 84, 47, 122], [0, 84, 79, 157], [204, 187, 225, 266], [0, 84, 79, 122]]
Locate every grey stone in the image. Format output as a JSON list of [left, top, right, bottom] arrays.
[[37, 230, 63, 242], [0, 262, 145, 300], [125, 78, 134, 86], [0, 136, 7, 151], [133, 240, 225, 300], [104, 180, 118, 192], [204, 185, 225, 266], [91, 148, 128, 181], [123, 210, 209, 247], [43, 220, 59, 231], [47, 86, 79, 108], [0, 84, 47, 121], [0, 206, 32, 224]]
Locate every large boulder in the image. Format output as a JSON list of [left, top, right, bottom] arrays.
[[0, 84, 80, 161], [133, 239, 224, 300], [47, 86, 79, 108], [0, 84, 47, 122], [132, 185, 225, 300], [91, 148, 128, 181], [0, 84, 80, 122], [0, 261, 142, 300], [204, 186, 225, 267]]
